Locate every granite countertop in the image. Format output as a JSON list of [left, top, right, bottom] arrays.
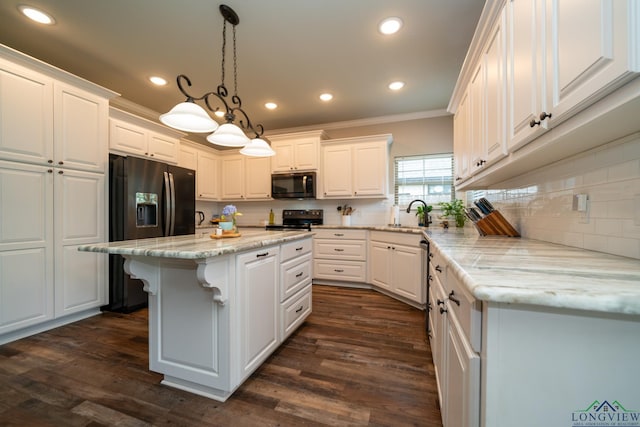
[[423, 227, 640, 315], [78, 230, 312, 260], [312, 224, 427, 234]]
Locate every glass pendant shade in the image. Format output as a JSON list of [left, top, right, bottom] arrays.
[[160, 102, 219, 133], [239, 138, 275, 157], [206, 123, 251, 147]]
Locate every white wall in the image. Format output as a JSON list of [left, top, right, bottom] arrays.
[[482, 133, 640, 260]]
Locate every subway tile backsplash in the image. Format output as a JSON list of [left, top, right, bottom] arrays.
[[482, 133, 640, 260]]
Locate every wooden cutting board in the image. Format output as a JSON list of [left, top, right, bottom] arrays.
[[210, 232, 241, 239]]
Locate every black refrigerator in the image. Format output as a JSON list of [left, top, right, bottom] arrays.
[[107, 154, 196, 312]]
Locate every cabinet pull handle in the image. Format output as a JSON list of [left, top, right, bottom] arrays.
[[437, 299, 445, 306], [435, 265, 442, 273], [334, 269, 344, 272], [428, 274, 433, 282], [448, 290, 461, 306], [256, 252, 269, 258], [539, 111, 552, 121], [295, 272, 303, 278], [334, 248, 344, 252], [295, 247, 303, 251], [439, 307, 448, 314], [295, 306, 304, 313], [334, 233, 344, 236]]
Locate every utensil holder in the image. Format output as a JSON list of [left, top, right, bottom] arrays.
[[341, 216, 352, 227]]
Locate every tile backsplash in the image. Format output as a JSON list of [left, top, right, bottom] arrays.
[[481, 132, 640, 260]]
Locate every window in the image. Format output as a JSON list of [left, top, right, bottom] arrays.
[[394, 153, 454, 209]]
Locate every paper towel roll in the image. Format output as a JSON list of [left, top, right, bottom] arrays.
[[390, 205, 400, 225]]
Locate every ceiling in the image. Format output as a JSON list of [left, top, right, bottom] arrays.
[[0, 0, 484, 140]]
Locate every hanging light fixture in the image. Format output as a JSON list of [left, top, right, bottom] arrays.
[[160, 4, 274, 156]]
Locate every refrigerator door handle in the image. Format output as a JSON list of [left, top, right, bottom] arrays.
[[169, 172, 176, 236], [163, 171, 171, 236]]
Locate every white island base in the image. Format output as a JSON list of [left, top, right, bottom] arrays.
[[113, 234, 313, 402]]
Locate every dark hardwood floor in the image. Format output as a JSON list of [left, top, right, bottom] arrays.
[[0, 285, 442, 426]]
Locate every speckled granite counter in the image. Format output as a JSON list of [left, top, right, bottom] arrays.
[[422, 227, 640, 315], [78, 229, 312, 259]]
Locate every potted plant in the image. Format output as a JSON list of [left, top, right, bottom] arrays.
[[415, 204, 433, 227], [439, 199, 466, 228]]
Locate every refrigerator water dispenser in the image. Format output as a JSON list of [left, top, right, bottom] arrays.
[[136, 192, 158, 227]]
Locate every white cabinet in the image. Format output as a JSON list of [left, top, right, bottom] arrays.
[[450, 0, 640, 189], [236, 246, 279, 378], [109, 108, 182, 164], [368, 231, 425, 305], [313, 229, 367, 283], [0, 163, 106, 336], [178, 141, 198, 170], [320, 134, 391, 199], [221, 154, 271, 200], [507, 0, 638, 150], [197, 150, 220, 201], [54, 168, 105, 316], [0, 59, 109, 173], [269, 130, 327, 173], [427, 242, 481, 427], [0, 161, 54, 334], [0, 47, 114, 343]]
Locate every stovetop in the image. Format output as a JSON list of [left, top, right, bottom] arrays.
[[265, 209, 323, 230]]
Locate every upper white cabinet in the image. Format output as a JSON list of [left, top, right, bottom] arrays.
[[450, 0, 640, 189], [0, 58, 110, 173], [109, 108, 183, 164], [320, 134, 392, 199], [220, 153, 271, 200], [268, 130, 327, 173], [179, 140, 221, 201]]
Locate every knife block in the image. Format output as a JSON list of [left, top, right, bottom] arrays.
[[475, 211, 520, 237]]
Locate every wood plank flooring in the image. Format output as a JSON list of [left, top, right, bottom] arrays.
[[0, 285, 442, 426]]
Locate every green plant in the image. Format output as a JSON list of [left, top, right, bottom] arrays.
[[439, 199, 466, 227], [415, 204, 432, 226]]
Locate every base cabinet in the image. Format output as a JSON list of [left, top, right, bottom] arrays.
[[237, 247, 279, 378], [369, 231, 425, 304], [313, 229, 367, 283]]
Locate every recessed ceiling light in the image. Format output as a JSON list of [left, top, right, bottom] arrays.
[[378, 17, 402, 35], [319, 93, 333, 102], [149, 76, 167, 86], [265, 102, 278, 110], [18, 5, 55, 25], [388, 81, 405, 91]]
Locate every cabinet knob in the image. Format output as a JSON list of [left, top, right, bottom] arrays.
[[47, 169, 53, 173], [48, 159, 53, 164], [539, 111, 552, 121], [476, 159, 486, 167], [437, 299, 445, 306], [439, 307, 448, 314], [58, 161, 64, 165], [58, 170, 64, 174], [529, 118, 541, 127]]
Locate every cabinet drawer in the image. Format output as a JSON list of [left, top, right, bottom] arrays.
[[447, 273, 482, 353], [281, 237, 312, 263], [281, 253, 312, 302], [314, 240, 366, 261], [313, 228, 367, 240], [313, 259, 366, 282], [281, 286, 312, 340]]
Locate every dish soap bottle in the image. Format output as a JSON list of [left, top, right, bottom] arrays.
[[268, 209, 275, 225]]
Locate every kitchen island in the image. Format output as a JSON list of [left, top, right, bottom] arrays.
[[79, 230, 313, 402], [423, 227, 640, 427]]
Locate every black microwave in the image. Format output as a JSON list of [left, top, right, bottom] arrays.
[[271, 172, 316, 199]]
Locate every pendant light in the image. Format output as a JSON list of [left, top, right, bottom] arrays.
[[160, 4, 273, 156]]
